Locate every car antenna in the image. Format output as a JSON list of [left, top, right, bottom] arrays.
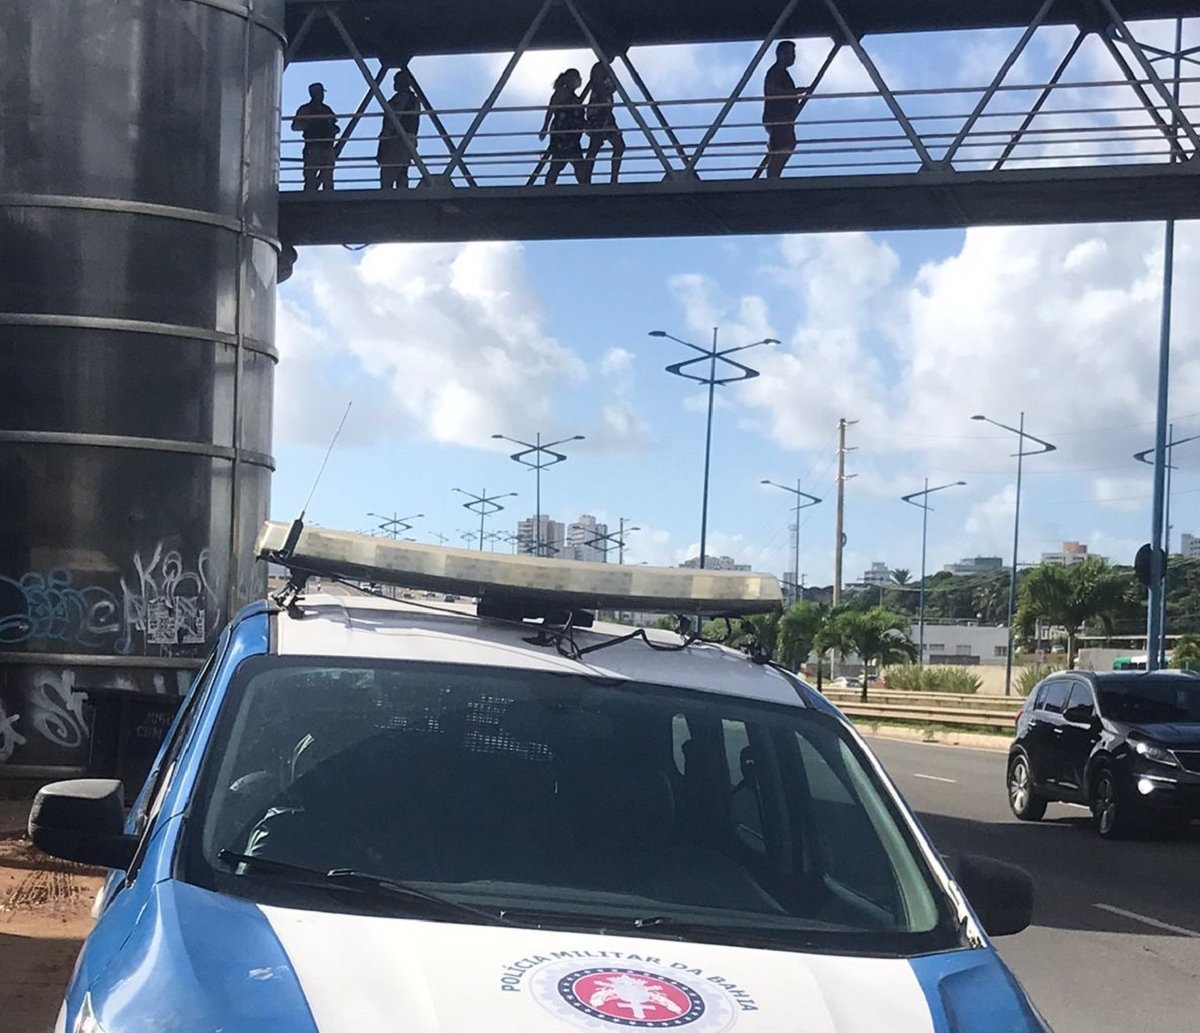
[[271, 402, 352, 607]]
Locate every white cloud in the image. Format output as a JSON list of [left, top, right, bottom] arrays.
[[276, 242, 585, 449]]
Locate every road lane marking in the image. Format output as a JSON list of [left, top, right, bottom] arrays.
[[912, 773, 957, 784], [1094, 903, 1200, 938]]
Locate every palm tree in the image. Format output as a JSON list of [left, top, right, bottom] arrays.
[[812, 605, 856, 691], [778, 601, 827, 672], [839, 608, 919, 701], [1016, 558, 1136, 669], [972, 573, 1010, 623], [891, 568, 912, 587]]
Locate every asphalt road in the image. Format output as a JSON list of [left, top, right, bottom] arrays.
[[868, 737, 1200, 1033]]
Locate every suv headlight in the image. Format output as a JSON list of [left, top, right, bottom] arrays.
[[1134, 740, 1179, 768], [75, 994, 108, 1033]]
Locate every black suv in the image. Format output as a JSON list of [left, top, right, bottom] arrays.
[[1007, 670, 1200, 838]]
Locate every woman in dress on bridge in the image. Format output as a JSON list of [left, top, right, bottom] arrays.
[[535, 68, 588, 185]]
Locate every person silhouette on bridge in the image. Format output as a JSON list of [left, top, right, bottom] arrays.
[[537, 69, 588, 185], [582, 61, 626, 184], [291, 83, 339, 191], [377, 70, 421, 189], [762, 41, 807, 179]]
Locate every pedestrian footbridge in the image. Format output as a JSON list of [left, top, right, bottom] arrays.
[[279, 0, 1200, 244]]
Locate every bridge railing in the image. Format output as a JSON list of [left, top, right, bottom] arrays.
[[279, 74, 1199, 192]]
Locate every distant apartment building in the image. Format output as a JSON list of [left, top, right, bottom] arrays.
[[1180, 533, 1200, 559], [1041, 540, 1105, 565], [861, 561, 892, 586], [565, 514, 609, 563], [943, 556, 1005, 576], [680, 555, 751, 572], [516, 514, 565, 557]]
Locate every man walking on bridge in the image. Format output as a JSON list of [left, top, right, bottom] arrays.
[[292, 83, 339, 191], [377, 70, 421, 189], [762, 41, 807, 179]]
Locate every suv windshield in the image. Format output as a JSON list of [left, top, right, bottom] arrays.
[[1096, 675, 1200, 725], [187, 657, 960, 955]]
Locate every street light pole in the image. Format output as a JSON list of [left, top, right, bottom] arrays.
[[367, 511, 424, 539], [618, 517, 638, 565], [761, 478, 822, 606], [1135, 425, 1200, 666], [452, 487, 518, 551], [650, 328, 778, 569], [493, 431, 584, 557], [972, 412, 1056, 695], [901, 479, 967, 666]]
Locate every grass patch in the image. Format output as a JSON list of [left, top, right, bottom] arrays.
[[882, 666, 982, 694]]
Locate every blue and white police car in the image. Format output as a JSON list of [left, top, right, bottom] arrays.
[[32, 522, 1050, 1033]]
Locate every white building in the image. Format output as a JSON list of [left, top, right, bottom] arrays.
[[943, 556, 1005, 576], [913, 622, 1011, 666], [565, 514, 609, 563], [1040, 540, 1105, 566], [680, 555, 750, 572], [1180, 533, 1200, 559], [516, 515, 565, 558], [861, 561, 892, 586]]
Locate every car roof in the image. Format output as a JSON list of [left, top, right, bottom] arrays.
[[270, 592, 813, 708], [1082, 669, 1200, 681]]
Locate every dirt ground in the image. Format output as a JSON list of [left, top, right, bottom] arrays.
[[0, 790, 104, 1033]]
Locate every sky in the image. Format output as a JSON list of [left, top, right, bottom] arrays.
[[272, 17, 1200, 587]]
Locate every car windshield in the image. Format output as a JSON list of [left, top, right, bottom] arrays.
[[186, 656, 960, 956], [1096, 675, 1200, 725]]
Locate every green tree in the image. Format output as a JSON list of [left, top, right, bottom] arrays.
[[838, 607, 918, 701], [777, 601, 827, 672], [812, 604, 856, 691], [1015, 558, 1136, 670], [1170, 633, 1200, 672], [891, 568, 912, 587], [972, 573, 1010, 623]]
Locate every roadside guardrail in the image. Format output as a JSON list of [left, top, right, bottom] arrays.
[[821, 688, 1024, 712], [832, 701, 1018, 734]]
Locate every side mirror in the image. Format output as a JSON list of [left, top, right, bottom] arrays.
[[952, 854, 1033, 937], [28, 779, 138, 870]]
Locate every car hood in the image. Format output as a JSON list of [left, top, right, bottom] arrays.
[[89, 881, 1047, 1033], [1122, 721, 1200, 746]]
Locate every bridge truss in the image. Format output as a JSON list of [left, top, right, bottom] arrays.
[[279, 0, 1199, 244]]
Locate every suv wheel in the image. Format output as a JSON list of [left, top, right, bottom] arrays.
[[1008, 754, 1046, 821], [1092, 769, 1136, 839]]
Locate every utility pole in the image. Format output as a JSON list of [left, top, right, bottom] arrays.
[[833, 419, 857, 605]]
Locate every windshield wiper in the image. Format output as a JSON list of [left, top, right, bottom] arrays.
[[216, 849, 509, 926]]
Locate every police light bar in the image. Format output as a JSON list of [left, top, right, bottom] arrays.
[[257, 521, 781, 616]]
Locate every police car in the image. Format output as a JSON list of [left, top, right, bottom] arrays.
[[31, 522, 1049, 1033]]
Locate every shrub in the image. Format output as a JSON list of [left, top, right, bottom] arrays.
[[882, 666, 981, 694]]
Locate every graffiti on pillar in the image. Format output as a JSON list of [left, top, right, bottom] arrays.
[[25, 669, 89, 749], [118, 545, 219, 653], [0, 571, 122, 646], [0, 544, 220, 656], [0, 666, 195, 770], [0, 698, 27, 763]]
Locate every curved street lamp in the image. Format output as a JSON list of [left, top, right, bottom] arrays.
[[971, 412, 1056, 694], [761, 479, 822, 605], [901, 479, 967, 665]]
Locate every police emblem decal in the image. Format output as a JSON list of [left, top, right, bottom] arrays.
[[558, 968, 704, 1028]]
